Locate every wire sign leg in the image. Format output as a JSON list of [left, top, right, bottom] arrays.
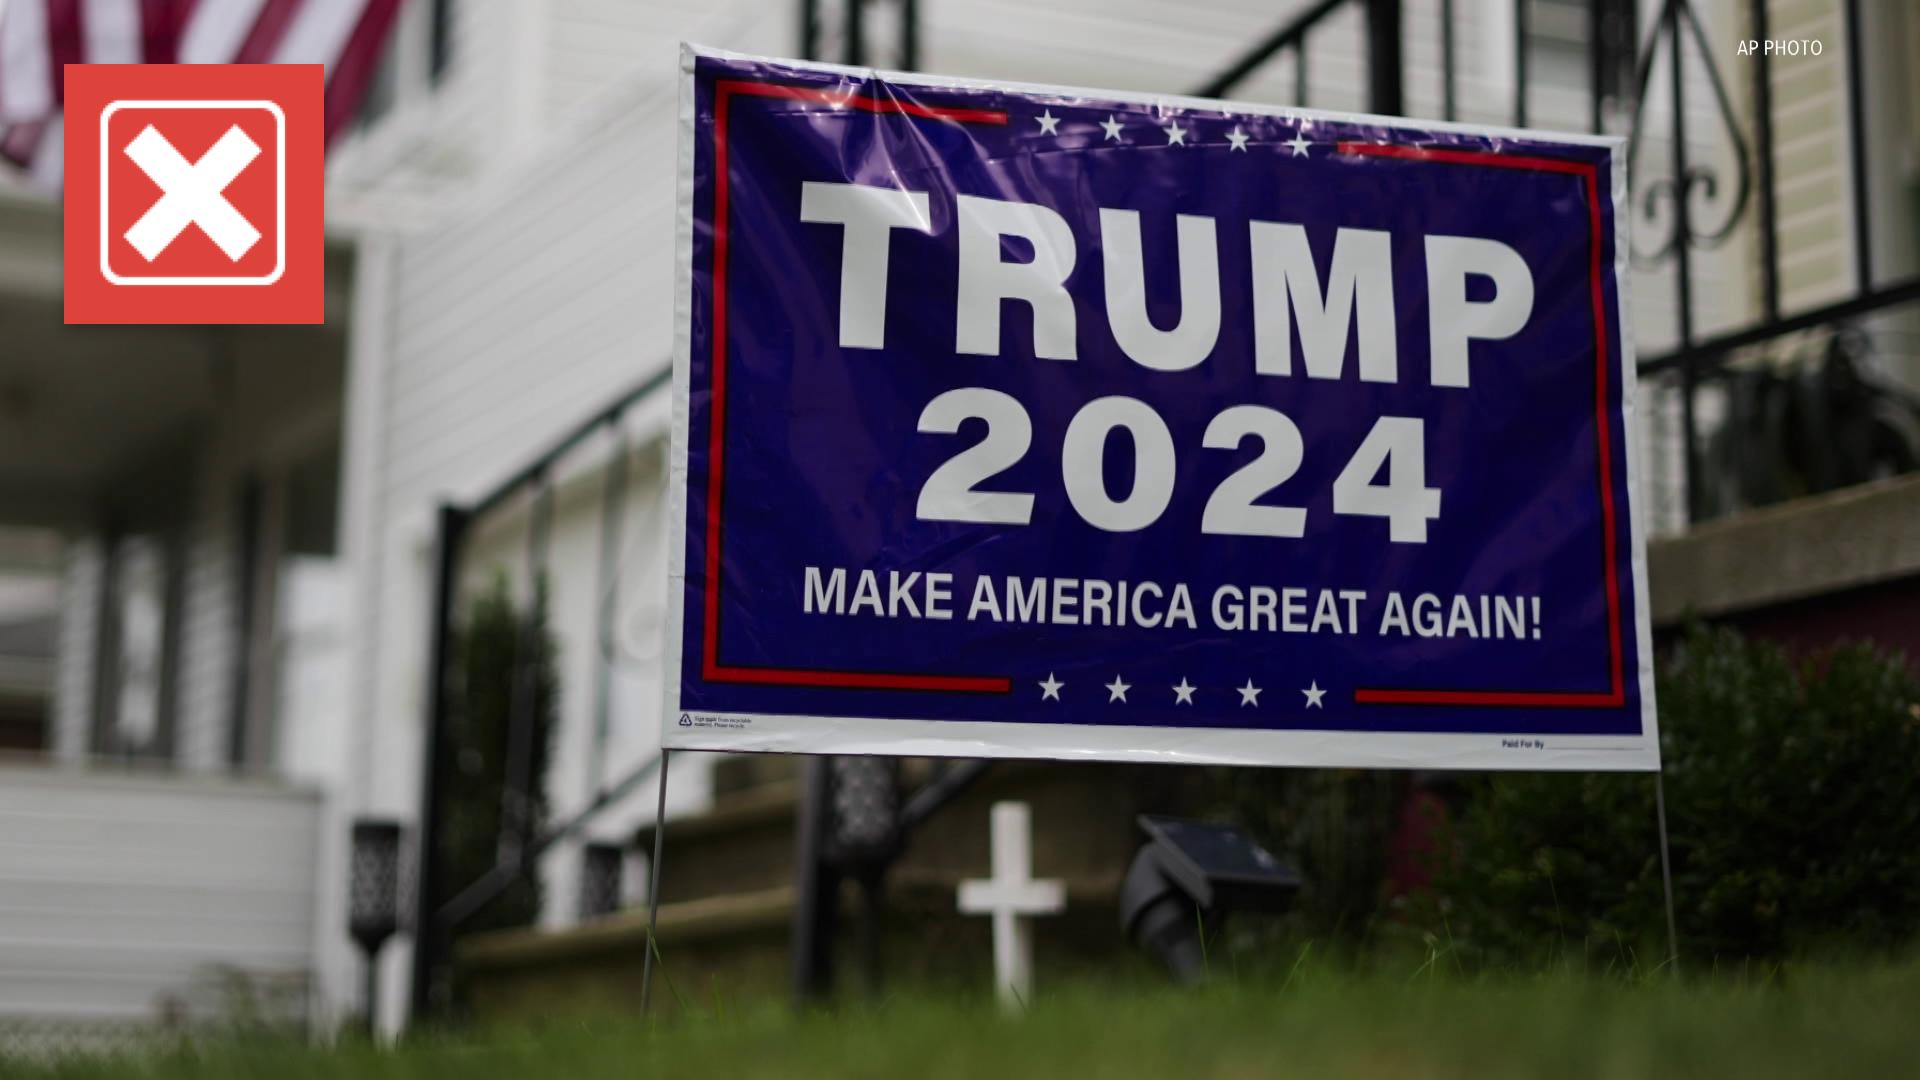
[[1655, 770, 1680, 972], [641, 749, 672, 1013]]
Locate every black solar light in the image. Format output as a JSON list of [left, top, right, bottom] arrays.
[[348, 819, 404, 1036], [1119, 815, 1301, 984], [578, 841, 626, 921]]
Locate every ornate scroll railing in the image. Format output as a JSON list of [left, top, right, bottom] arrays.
[[1199, 0, 1920, 525]]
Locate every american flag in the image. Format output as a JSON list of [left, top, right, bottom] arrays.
[[0, 0, 401, 187]]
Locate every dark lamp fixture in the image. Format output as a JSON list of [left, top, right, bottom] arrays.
[[578, 841, 626, 921], [348, 818, 405, 1036]]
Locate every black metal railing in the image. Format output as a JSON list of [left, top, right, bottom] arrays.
[[408, 369, 669, 1022], [405, 363, 1004, 1016], [1196, 0, 1920, 525]]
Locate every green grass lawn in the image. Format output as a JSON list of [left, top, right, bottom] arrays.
[[14, 956, 1920, 1079]]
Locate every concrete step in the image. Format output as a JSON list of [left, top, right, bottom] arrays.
[[636, 778, 801, 905], [709, 753, 800, 798], [635, 759, 1209, 906], [458, 885, 796, 1019], [457, 871, 1131, 1021], [460, 759, 1215, 1020]]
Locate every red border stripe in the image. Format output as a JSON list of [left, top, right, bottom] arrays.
[[696, 110, 1629, 705], [702, 79, 1011, 694], [1339, 141, 1626, 710], [707, 664, 1016, 693], [729, 80, 1010, 125], [1355, 689, 1622, 708], [1336, 141, 1593, 175]]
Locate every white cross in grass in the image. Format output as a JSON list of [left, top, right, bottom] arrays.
[[956, 802, 1066, 1009]]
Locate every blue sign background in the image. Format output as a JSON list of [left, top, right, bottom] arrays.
[[669, 50, 1651, 762]]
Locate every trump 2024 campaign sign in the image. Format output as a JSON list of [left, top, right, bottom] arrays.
[[663, 46, 1658, 771]]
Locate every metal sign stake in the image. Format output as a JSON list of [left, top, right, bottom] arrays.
[[1655, 770, 1680, 971], [640, 749, 672, 1012]]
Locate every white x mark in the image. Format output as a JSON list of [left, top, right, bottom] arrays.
[[122, 124, 262, 263]]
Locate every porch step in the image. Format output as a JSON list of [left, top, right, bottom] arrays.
[[457, 885, 797, 1019], [636, 778, 801, 904], [459, 759, 1213, 1019], [461, 872, 1129, 972], [635, 759, 1208, 907], [709, 753, 800, 797], [456, 872, 1129, 1020], [462, 885, 798, 973]]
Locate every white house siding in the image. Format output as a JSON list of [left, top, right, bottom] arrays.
[[0, 764, 321, 1033], [365, 86, 684, 844], [546, 0, 760, 119], [430, 0, 532, 163], [338, 0, 787, 1031], [1767, 0, 1854, 315], [1853, 1, 1920, 399]]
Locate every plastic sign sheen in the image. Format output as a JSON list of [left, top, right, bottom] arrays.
[[664, 46, 1658, 771]]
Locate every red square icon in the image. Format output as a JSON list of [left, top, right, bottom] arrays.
[[64, 64, 323, 325]]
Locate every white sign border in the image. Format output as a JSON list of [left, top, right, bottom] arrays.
[[662, 43, 1659, 772]]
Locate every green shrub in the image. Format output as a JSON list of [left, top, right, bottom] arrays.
[[1213, 768, 1402, 945], [436, 573, 560, 936], [1439, 625, 1920, 966]]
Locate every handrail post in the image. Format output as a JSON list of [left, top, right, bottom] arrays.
[[1749, 0, 1780, 323], [1366, 0, 1404, 116], [408, 502, 469, 1026], [799, 0, 819, 60], [1841, 0, 1872, 293], [498, 479, 554, 870], [790, 757, 837, 1002]]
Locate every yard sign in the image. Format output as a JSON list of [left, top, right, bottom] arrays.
[[664, 45, 1657, 771]]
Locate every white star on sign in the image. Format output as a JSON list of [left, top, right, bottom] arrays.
[[1285, 131, 1312, 157], [1164, 121, 1187, 146], [1172, 679, 1197, 705], [1036, 109, 1061, 135], [1237, 680, 1263, 707], [1100, 114, 1124, 141], [1106, 676, 1131, 703], [1227, 125, 1250, 151], [1302, 681, 1327, 709], [1039, 673, 1063, 701]]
